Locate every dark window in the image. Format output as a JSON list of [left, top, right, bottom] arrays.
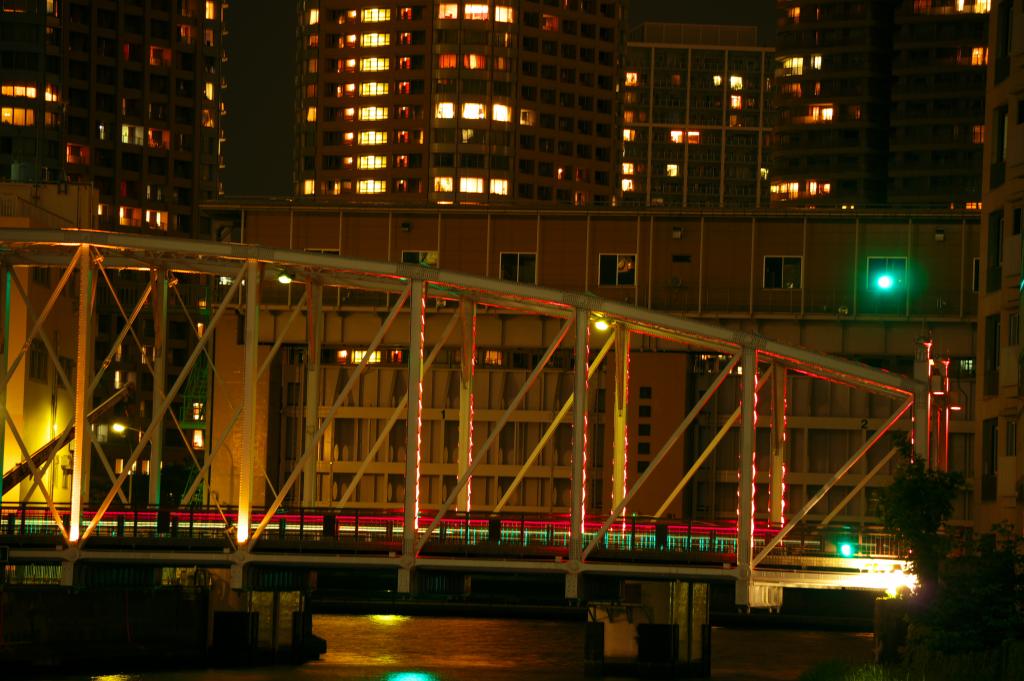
[[639, 386, 652, 399], [638, 405, 651, 418], [598, 254, 636, 286], [638, 423, 651, 437], [763, 256, 802, 289], [638, 442, 651, 455], [499, 252, 537, 284]]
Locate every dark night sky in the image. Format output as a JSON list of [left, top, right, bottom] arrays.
[[221, 1, 776, 197]]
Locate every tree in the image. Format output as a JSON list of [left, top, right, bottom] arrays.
[[876, 446, 964, 593]]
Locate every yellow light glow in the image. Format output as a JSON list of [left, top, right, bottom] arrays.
[[593, 319, 610, 331], [111, 422, 127, 434]]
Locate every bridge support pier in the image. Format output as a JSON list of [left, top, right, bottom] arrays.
[[585, 581, 710, 678]]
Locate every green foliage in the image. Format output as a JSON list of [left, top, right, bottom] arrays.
[[798, 661, 911, 681], [907, 526, 1024, 654], [875, 448, 964, 587]]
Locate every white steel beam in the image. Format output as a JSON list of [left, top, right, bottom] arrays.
[[148, 269, 168, 506], [582, 352, 741, 559], [414, 317, 573, 554], [654, 365, 773, 519], [736, 345, 757, 606], [248, 285, 411, 544], [491, 332, 615, 514], [79, 263, 247, 543], [237, 261, 262, 545], [816, 446, 900, 528], [611, 325, 629, 510], [769, 364, 787, 525], [456, 301, 475, 512], [752, 397, 913, 567], [403, 279, 426, 565], [302, 280, 323, 507], [336, 311, 460, 509], [69, 245, 94, 543], [568, 311, 589, 573]]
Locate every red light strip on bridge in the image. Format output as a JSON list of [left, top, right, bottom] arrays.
[[467, 309, 477, 513], [581, 323, 590, 535], [414, 284, 426, 529]]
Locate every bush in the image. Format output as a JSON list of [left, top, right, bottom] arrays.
[[798, 661, 910, 681]]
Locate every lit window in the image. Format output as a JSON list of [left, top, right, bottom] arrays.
[[359, 82, 389, 96], [308, 8, 318, 24], [788, 6, 800, 20], [343, 107, 356, 120], [687, 130, 700, 143], [357, 130, 387, 145], [492, 103, 511, 122], [144, 209, 168, 229], [44, 85, 58, 102], [810, 55, 822, 69], [459, 176, 484, 193], [464, 3, 489, 20], [770, 181, 800, 200], [435, 101, 455, 119], [462, 102, 486, 119], [972, 124, 984, 144], [1, 84, 37, 98], [781, 56, 803, 76], [357, 155, 387, 169], [358, 106, 388, 121], [343, 83, 357, 95], [541, 14, 558, 30], [356, 179, 386, 194], [971, 47, 988, 65], [810, 104, 833, 121], [352, 350, 382, 364], [713, 75, 722, 87], [302, 179, 315, 195], [205, 1, 216, 21], [729, 75, 743, 90], [65, 143, 89, 164], [621, 178, 634, 192], [666, 164, 679, 177], [360, 32, 390, 47], [0, 107, 35, 126], [520, 109, 536, 126], [625, 72, 638, 86], [622, 162, 634, 175], [361, 8, 391, 22], [438, 54, 458, 69], [438, 3, 458, 19], [623, 128, 635, 141], [599, 254, 637, 287], [360, 57, 390, 72], [494, 5, 514, 22], [490, 178, 509, 195], [669, 130, 684, 143], [434, 176, 454, 192], [463, 54, 486, 69], [730, 95, 742, 110], [306, 106, 317, 122], [120, 124, 144, 144]]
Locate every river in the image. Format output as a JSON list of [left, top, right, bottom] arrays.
[[71, 614, 872, 681]]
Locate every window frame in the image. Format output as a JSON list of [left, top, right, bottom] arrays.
[[762, 255, 803, 290], [598, 253, 637, 287], [498, 252, 537, 284]]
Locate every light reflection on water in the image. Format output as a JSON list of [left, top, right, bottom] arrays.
[[78, 615, 873, 681]]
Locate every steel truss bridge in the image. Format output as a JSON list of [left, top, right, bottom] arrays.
[[0, 229, 940, 605]]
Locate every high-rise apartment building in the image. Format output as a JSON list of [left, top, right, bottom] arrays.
[[976, 0, 1023, 534], [771, 0, 988, 208], [295, 1, 624, 206], [0, 0, 226, 238], [621, 23, 772, 209]]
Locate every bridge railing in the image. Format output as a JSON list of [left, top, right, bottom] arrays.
[[0, 503, 903, 562]]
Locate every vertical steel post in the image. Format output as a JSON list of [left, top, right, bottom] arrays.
[[456, 301, 475, 512], [567, 310, 588, 598], [769, 364, 786, 525], [913, 340, 930, 465], [302, 281, 323, 507], [736, 344, 756, 606], [0, 265, 9, 501], [612, 325, 629, 510], [148, 269, 168, 506], [69, 245, 94, 543], [402, 280, 425, 583], [236, 261, 261, 545]]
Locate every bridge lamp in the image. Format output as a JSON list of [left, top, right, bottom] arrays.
[[838, 541, 856, 558], [593, 318, 611, 331], [277, 271, 294, 285], [111, 422, 127, 435]]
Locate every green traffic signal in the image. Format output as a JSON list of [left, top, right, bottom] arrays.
[[875, 274, 894, 290], [838, 541, 856, 558]]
